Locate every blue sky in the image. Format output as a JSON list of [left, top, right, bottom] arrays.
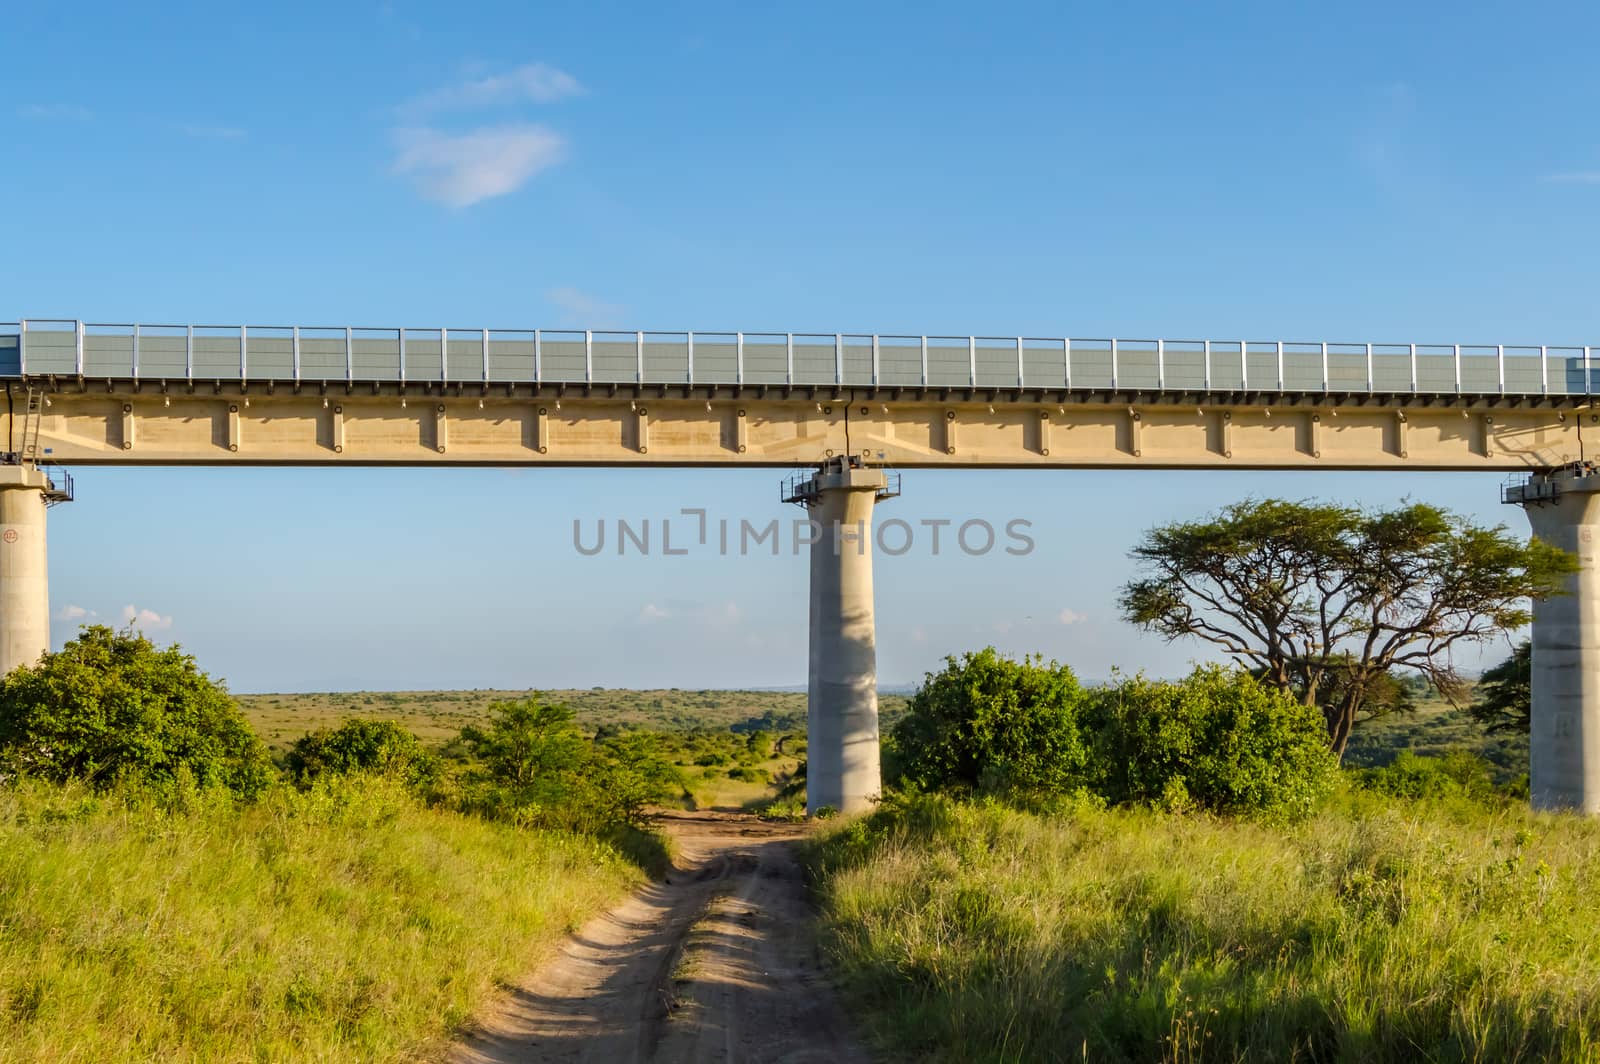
[[5, 2, 1598, 692]]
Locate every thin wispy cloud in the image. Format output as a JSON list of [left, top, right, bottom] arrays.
[[1542, 172, 1600, 185], [1058, 608, 1088, 626], [55, 604, 96, 621], [17, 103, 92, 121], [636, 600, 742, 628], [546, 286, 626, 328], [173, 122, 246, 140], [392, 124, 565, 207], [403, 63, 583, 116]]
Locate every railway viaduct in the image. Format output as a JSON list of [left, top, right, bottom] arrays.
[[4, 319, 1598, 813]]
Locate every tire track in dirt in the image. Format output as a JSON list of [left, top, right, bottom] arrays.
[[450, 811, 869, 1064]]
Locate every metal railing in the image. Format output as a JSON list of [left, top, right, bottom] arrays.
[[2, 320, 1596, 397]]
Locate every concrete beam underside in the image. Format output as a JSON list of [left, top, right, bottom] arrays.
[[13, 389, 1593, 469]]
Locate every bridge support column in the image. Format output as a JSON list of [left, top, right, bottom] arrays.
[[786, 457, 897, 816], [0, 467, 52, 675], [1509, 465, 1600, 813]]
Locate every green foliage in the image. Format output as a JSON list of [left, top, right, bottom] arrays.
[[1086, 667, 1338, 819], [0, 625, 271, 798], [891, 648, 1091, 800], [1120, 498, 1575, 755], [744, 728, 775, 759], [892, 651, 1333, 818], [285, 718, 439, 789], [1470, 640, 1532, 735], [1353, 749, 1501, 803], [458, 696, 684, 829], [595, 729, 686, 824], [806, 794, 1600, 1063]]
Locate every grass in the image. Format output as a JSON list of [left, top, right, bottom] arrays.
[[0, 776, 645, 1062], [237, 687, 906, 752], [805, 791, 1600, 1063]]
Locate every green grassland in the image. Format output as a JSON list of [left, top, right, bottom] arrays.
[[0, 777, 642, 1063], [237, 687, 908, 752], [806, 792, 1600, 1063]]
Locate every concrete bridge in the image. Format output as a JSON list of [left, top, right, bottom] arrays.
[[5, 318, 1600, 813]]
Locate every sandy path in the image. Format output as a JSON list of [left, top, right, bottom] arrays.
[[449, 811, 869, 1064]]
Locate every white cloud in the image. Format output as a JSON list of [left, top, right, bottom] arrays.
[[639, 603, 671, 622], [404, 63, 583, 115], [1058, 608, 1088, 626], [1542, 172, 1600, 185], [121, 604, 173, 631], [545, 285, 626, 328], [392, 124, 566, 207], [55, 604, 95, 621], [17, 103, 91, 121]]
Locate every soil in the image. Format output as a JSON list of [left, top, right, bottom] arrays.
[[449, 811, 870, 1064]]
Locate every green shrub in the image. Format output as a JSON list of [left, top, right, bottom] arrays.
[[285, 718, 439, 789], [0, 625, 271, 799], [1354, 748, 1499, 802], [1085, 666, 1338, 819], [891, 650, 1333, 818], [890, 648, 1091, 800], [458, 697, 682, 830], [594, 730, 685, 824]]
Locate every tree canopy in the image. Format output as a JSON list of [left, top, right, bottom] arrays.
[[1119, 499, 1573, 756], [0, 625, 271, 797], [1469, 641, 1532, 735]]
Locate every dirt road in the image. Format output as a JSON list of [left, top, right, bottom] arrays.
[[450, 811, 870, 1064]]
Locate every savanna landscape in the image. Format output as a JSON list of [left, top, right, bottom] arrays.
[[0, 496, 1593, 1062]]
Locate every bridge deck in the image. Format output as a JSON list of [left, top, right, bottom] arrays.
[[5, 321, 1593, 470]]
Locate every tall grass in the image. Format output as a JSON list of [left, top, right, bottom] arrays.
[[0, 775, 644, 1062], [806, 792, 1600, 1063]]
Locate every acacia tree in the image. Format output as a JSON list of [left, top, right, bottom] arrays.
[[1469, 640, 1532, 735], [1119, 500, 1573, 757]]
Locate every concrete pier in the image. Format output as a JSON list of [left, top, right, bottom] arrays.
[[1507, 464, 1600, 812], [0, 466, 54, 675], [785, 457, 898, 815]]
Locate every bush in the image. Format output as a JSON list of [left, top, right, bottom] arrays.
[[594, 730, 685, 824], [1354, 748, 1499, 802], [1085, 666, 1338, 819], [285, 718, 439, 789], [890, 650, 1334, 819], [890, 649, 1091, 800], [0, 625, 271, 798], [458, 697, 682, 831]]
